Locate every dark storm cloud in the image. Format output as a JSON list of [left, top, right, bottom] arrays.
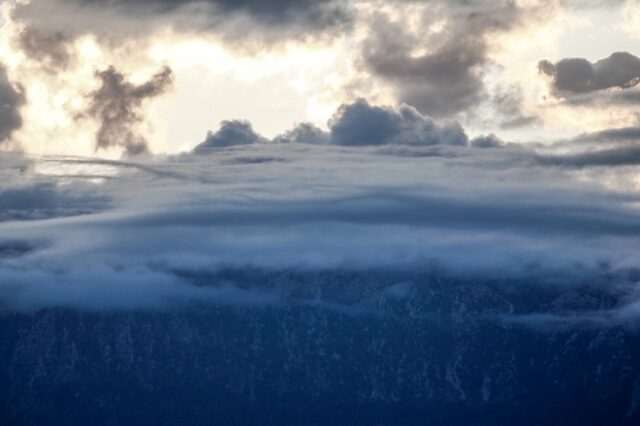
[[0, 65, 25, 143], [360, 1, 525, 117], [539, 52, 640, 94], [86, 66, 173, 156]]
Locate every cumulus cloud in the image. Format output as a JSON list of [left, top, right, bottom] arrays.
[[327, 100, 468, 146], [194, 120, 268, 152], [85, 66, 174, 156], [196, 100, 469, 151], [272, 123, 329, 145], [539, 52, 640, 95], [0, 65, 26, 144]]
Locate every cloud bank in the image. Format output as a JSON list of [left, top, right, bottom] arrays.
[[2, 118, 640, 322], [2, 1, 640, 331]]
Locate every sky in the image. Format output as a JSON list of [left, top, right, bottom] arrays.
[[0, 0, 640, 155], [2, 0, 640, 327]]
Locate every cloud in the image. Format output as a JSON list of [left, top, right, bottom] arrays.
[[85, 66, 174, 156], [194, 99, 640, 172], [535, 126, 640, 167], [16, 27, 72, 71], [0, 266, 281, 312], [2, 137, 640, 316], [538, 145, 640, 168], [0, 65, 26, 144], [470, 134, 504, 148], [359, 1, 528, 117], [492, 87, 539, 128], [196, 100, 469, 150], [539, 51, 640, 94], [327, 99, 468, 146], [10, 0, 352, 46], [0, 182, 109, 221], [0, 240, 37, 259], [272, 123, 329, 145], [194, 119, 268, 152], [573, 126, 640, 143]]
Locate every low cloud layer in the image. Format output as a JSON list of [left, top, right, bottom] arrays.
[[2, 125, 640, 319]]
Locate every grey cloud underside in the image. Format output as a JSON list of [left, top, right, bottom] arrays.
[[194, 120, 268, 152], [328, 100, 468, 146], [540, 52, 640, 94], [11, 0, 351, 43], [0, 66, 25, 143], [196, 99, 640, 168], [469, 133, 504, 148], [532, 126, 640, 167], [88, 189, 640, 238], [65, 0, 347, 24], [360, 1, 526, 118], [272, 122, 330, 145], [86, 66, 173, 156], [195, 99, 469, 151], [537, 145, 640, 167], [0, 183, 109, 221]]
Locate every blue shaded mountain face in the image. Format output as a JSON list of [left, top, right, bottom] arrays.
[[1, 269, 640, 426]]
